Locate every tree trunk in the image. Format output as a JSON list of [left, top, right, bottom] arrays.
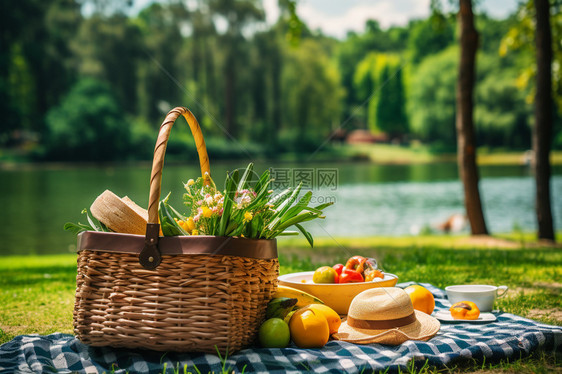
[[533, 0, 555, 241], [456, 0, 489, 235]]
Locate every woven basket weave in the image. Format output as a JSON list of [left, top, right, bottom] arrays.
[[73, 107, 279, 353]]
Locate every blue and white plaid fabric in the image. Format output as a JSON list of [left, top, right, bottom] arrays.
[[1, 283, 561, 373]]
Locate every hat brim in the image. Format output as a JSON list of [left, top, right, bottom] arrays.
[[332, 310, 440, 345]]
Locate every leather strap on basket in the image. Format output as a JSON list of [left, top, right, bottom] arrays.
[[139, 107, 211, 269]]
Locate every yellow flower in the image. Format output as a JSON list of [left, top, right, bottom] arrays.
[[243, 211, 253, 223], [202, 206, 213, 218], [191, 229, 199, 236], [186, 217, 195, 231], [186, 179, 195, 187]]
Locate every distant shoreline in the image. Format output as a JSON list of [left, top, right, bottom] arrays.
[[2, 145, 562, 169]]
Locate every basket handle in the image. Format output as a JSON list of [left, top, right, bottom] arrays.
[[139, 107, 211, 269]]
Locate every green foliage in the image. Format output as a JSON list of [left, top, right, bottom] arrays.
[[44, 78, 131, 161], [475, 68, 532, 148], [281, 39, 344, 150], [2, 0, 562, 158], [407, 47, 458, 145], [407, 15, 455, 64], [135, 2, 192, 125], [64, 209, 110, 235], [375, 63, 408, 137], [353, 53, 407, 136], [500, 0, 562, 113], [71, 15, 143, 114]]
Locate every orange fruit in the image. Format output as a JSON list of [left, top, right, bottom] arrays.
[[299, 304, 341, 335], [404, 285, 435, 315], [289, 308, 330, 348]]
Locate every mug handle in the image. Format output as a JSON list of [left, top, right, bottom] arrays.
[[496, 285, 508, 298]]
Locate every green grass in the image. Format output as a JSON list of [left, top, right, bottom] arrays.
[[0, 255, 76, 339], [1, 234, 561, 373], [340, 143, 562, 166]]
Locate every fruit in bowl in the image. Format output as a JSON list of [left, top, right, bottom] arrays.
[[313, 256, 384, 284], [278, 256, 398, 314]]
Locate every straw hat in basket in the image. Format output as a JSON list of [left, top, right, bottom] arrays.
[[333, 287, 440, 345], [90, 190, 147, 235]]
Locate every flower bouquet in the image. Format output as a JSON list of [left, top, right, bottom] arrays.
[[157, 163, 331, 246]]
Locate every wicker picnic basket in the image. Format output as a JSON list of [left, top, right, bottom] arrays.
[[73, 107, 279, 353]]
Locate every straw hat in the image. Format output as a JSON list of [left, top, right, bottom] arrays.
[[333, 287, 440, 345]]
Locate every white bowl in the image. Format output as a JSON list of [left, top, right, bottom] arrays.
[[445, 284, 508, 312]]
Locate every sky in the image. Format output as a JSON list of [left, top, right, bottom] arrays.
[[126, 0, 521, 39], [262, 0, 521, 39]]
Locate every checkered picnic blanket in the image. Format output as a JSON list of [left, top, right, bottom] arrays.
[[1, 283, 561, 374]]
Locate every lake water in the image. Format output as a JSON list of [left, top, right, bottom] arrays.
[[0, 161, 560, 255]]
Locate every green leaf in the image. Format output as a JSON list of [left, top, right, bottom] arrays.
[[99, 221, 110, 232], [225, 220, 239, 236], [266, 183, 302, 232], [218, 170, 238, 236], [274, 211, 317, 233], [64, 208, 111, 235], [229, 169, 241, 190], [246, 180, 274, 210], [295, 223, 314, 247], [254, 169, 271, 194], [313, 202, 334, 211], [237, 163, 254, 191], [281, 191, 312, 221], [277, 231, 299, 236], [250, 214, 261, 238], [85, 211, 101, 232], [63, 222, 93, 235], [270, 188, 292, 209], [159, 196, 188, 236]]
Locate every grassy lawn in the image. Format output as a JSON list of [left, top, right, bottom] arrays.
[[1, 234, 561, 373], [340, 143, 562, 166]]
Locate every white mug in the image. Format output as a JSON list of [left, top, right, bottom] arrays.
[[445, 285, 508, 312]]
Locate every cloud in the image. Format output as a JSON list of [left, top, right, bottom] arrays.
[[261, 0, 518, 40], [297, 0, 431, 39]]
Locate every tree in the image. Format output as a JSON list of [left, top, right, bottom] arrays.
[[70, 14, 143, 115], [375, 64, 408, 138], [250, 30, 283, 151], [44, 78, 130, 161], [456, 0, 489, 235], [500, 0, 558, 240], [408, 14, 455, 64], [407, 47, 458, 145], [336, 19, 404, 126], [282, 39, 344, 151], [136, 2, 189, 124], [475, 67, 531, 148], [533, 0, 555, 241], [0, 0, 82, 143], [209, 0, 264, 140], [354, 53, 407, 136]]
